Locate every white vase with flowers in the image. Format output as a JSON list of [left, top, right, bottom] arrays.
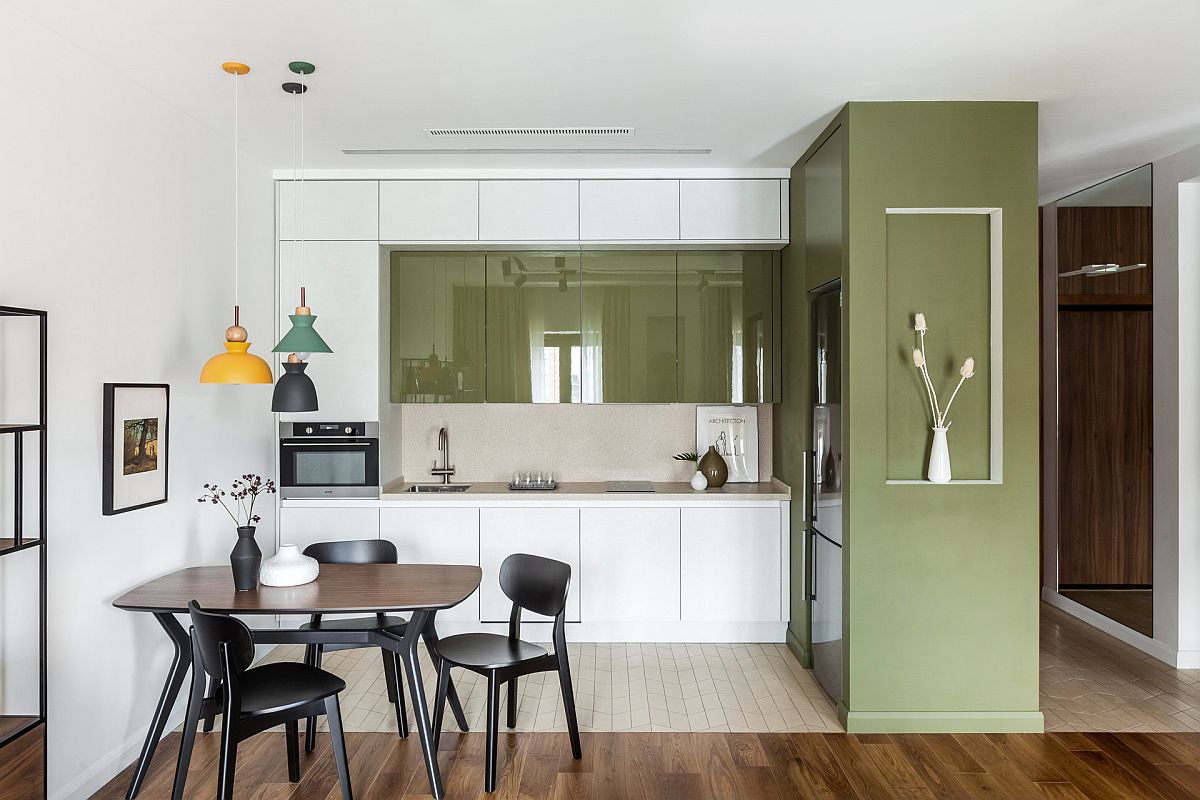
[[911, 313, 975, 483]]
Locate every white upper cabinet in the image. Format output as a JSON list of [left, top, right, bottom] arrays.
[[478, 180, 579, 241], [277, 241, 379, 421], [579, 180, 680, 240], [278, 180, 379, 241], [379, 181, 478, 242], [679, 179, 783, 240]]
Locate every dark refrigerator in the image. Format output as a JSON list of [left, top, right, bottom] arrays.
[[807, 281, 843, 706]]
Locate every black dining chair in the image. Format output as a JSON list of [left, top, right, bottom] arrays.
[[431, 552, 582, 792], [174, 601, 352, 800], [299, 538, 469, 751]]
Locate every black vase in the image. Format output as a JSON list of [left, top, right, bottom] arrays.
[[231, 526, 262, 591]]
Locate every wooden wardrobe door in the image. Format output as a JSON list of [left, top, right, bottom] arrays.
[[1057, 308, 1152, 586]]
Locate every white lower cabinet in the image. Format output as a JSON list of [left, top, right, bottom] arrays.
[[278, 506, 380, 553], [279, 499, 787, 638], [581, 508, 681, 622], [479, 508, 580, 623], [380, 508, 480, 622], [680, 507, 782, 622]]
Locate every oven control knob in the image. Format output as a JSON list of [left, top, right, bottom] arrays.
[[305, 426, 313, 434], [344, 426, 353, 434]]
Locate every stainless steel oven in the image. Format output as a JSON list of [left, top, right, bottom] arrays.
[[279, 422, 380, 499]]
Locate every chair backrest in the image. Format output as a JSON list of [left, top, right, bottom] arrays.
[[188, 600, 255, 680], [499, 553, 571, 619], [303, 538, 398, 565]]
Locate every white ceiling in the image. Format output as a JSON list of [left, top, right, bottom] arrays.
[[9, 0, 1200, 200]]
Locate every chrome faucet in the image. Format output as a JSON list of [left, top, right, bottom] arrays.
[[430, 426, 456, 484]]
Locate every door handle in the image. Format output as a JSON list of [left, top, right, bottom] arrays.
[[804, 530, 817, 602], [800, 450, 816, 528]]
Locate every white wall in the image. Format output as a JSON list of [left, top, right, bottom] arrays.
[[1154, 143, 1200, 666], [0, 5, 275, 798]]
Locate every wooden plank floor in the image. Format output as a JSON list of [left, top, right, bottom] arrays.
[[94, 730, 1200, 799]]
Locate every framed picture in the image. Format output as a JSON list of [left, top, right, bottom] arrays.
[[696, 405, 759, 483], [103, 383, 169, 515]]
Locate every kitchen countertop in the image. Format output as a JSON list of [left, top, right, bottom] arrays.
[[374, 478, 791, 502]]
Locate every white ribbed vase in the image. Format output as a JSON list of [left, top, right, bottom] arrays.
[[690, 469, 708, 491], [259, 544, 319, 587]]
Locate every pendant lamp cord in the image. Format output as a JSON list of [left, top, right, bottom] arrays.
[[233, 70, 240, 312], [299, 70, 306, 297], [292, 80, 300, 298]]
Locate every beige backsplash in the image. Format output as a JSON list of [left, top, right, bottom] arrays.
[[392, 404, 773, 484]]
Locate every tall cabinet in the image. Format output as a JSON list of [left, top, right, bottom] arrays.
[[0, 306, 47, 799]]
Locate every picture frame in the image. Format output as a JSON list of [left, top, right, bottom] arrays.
[[102, 383, 169, 515], [695, 405, 759, 483]]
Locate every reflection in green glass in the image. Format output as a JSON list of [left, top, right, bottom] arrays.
[[389, 253, 485, 403], [485, 253, 582, 403], [677, 252, 776, 403], [390, 250, 776, 405], [581, 252, 677, 403]]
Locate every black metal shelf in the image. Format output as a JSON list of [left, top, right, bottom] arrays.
[[0, 716, 42, 749], [0, 306, 46, 798], [0, 539, 42, 558], [0, 425, 42, 435]]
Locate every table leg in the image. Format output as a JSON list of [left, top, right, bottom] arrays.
[[394, 609, 444, 800], [126, 612, 191, 800], [421, 618, 469, 732]]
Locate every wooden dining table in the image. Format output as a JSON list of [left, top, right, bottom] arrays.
[[113, 563, 483, 800]]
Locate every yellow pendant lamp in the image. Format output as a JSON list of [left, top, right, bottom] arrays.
[[201, 61, 272, 384]]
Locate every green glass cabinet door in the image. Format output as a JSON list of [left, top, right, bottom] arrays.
[[485, 252, 582, 403], [580, 252, 677, 403], [389, 253, 485, 403], [677, 251, 777, 403]]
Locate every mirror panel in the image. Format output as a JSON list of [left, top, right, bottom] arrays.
[[390, 253, 486, 403], [1057, 164, 1152, 299], [1053, 163, 1153, 637], [485, 253, 582, 403], [580, 252, 677, 403]]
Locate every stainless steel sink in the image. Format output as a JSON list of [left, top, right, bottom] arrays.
[[404, 484, 472, 493]]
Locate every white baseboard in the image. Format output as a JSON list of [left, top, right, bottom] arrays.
[[269, 618, 788, 644], [435, 620, 789, 643], [1041, 587, 1180, 666], [50, 706, 187, 800], [51, 645, 276, 800]]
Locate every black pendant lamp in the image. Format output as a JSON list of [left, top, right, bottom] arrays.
[[272, 354, 319, 411]]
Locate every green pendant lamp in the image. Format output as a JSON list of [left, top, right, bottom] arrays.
[[273, 62, 330, 357], [272, 62, 327, 411], [201, 61, 272, 385]]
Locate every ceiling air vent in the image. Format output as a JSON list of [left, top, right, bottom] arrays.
[[424, 126, 635, 138]]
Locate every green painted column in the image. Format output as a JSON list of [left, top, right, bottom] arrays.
[[779, 102, 1042, 732]]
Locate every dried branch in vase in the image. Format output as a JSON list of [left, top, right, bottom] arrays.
[[911, 312, 975, 428], [198, 474, 277, 527]]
